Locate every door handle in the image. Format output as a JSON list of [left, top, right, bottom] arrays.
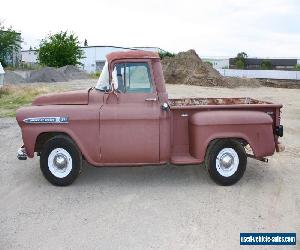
[[145, 97, 157, 102]]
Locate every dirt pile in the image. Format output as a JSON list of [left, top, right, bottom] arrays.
[[161, 49, 227, 87], [161, 49, 265, 88], [3, 65, 90, 84]]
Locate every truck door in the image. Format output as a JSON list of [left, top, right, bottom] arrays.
[[99, 61, 160, 164]]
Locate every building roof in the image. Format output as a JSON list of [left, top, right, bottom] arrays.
[[22, 45, 163, 53], [229, 58, 297, 66], [106, 50, 160, 63]]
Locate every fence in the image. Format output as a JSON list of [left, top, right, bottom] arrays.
[[217, 69, 300, 80]]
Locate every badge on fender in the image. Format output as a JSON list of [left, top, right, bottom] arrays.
[[23, 117, 69, 124]]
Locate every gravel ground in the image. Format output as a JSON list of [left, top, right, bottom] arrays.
[[0, 82, 299, 249]]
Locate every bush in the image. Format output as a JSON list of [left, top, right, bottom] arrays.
[[294, 64, 300, 70], [159, 51, 175, 59], [261, 60, 272, 70], [89, 71, 101, 79], [38, 31, 84, 67], [204, 61, 213, 67], [235, 59, 245, 69]]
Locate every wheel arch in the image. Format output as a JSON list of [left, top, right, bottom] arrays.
[[204, 137, 248, 161], [35, 131, 84, 159]]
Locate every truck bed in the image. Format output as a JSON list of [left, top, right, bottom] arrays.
[[168, 97, 272, 108]]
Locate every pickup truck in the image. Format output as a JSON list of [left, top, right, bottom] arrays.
[[16, 50, 284, 186]]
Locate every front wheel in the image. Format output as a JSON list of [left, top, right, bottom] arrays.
[[40, 135, 82, 186], [205, 139, 247, 185]]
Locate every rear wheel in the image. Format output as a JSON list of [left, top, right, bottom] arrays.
[[205, 139, 247, 185], [40, 135, 82, 186]]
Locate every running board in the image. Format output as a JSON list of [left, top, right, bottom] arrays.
[[171, 154, 202, 165]]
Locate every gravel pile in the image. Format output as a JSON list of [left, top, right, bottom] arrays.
[[28, 67, 68, 83], [3, 65, 90, 84], [57, 65, 90, 80], [3, 71, 27, 84]]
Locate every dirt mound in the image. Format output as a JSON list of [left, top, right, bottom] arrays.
[[57, 65, 89, 80], [161, 49, 227, 87], [3, 71, 27, 84], [28, 67, 68, 83], [226, 77, 261, 88]]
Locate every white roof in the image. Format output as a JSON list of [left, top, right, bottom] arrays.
[[0, 62, 4, 74]]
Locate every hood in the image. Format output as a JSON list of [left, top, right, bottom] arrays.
[[32, 88, 91, 106]]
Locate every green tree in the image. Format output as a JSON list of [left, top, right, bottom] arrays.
[[84, 39, 88, 46], [294, 64, 300, 70], [159, 50, 175, 59], [204, 61, 213, 67], [260, 60, 272, 70], [0, 21, 22, 67], [234, 52, 248, 69], [235, 59, 245, 69], [38, 31, 84, 67]]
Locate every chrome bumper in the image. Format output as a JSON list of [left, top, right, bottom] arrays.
[[17, 147, 27, 160]]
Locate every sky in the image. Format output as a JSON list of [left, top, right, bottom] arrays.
[[1, 0, 300, 58]]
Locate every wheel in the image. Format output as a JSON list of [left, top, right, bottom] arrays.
[[40, 135, 82, 186], [205, 139, 247, 186]]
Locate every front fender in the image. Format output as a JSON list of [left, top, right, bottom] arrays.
[[16, 105, 101, 165], [189, 110, 275, 162]]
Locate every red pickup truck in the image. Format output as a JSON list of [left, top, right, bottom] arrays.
[[16, 50, 284, 186]]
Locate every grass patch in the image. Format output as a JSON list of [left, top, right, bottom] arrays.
[[89, 71, 101, 79], [0, 85, 67, 117]]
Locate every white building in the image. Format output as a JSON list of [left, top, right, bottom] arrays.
[[21, 49, 38, 65], [21, 46, 160, 72], [201, 57, 229, 69]]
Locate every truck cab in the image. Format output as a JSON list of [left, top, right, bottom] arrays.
[[16, 50, 284, 186]]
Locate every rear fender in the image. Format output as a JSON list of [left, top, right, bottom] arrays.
[[189, 110, 275, 162]]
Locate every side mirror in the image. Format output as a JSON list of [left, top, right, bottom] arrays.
[[161, 102, 170, 111]]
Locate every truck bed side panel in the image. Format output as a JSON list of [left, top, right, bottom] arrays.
[[189, 111, 275, 161]]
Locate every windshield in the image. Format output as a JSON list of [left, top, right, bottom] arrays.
[[95, 60, 118, 91]]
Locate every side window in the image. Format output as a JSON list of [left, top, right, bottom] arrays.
[[113, 62, 153, 93]]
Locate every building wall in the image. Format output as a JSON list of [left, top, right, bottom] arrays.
[[80, 46, 159, 72], [21, 46, 160, 72], [21, 50, 38, 64], [202, 58, 229, 69], [218, 68, 300, 80]]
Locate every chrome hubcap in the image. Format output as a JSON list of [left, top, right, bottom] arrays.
[[48, 148, 72, 178], [216, 148, 239, 177], [53, 154, 68, 169], [220, 153, 234, 168]]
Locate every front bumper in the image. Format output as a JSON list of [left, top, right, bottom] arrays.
[[17, 146, 27, 160]]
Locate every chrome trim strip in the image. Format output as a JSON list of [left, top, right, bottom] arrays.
[[23, 117, 69, 124]]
